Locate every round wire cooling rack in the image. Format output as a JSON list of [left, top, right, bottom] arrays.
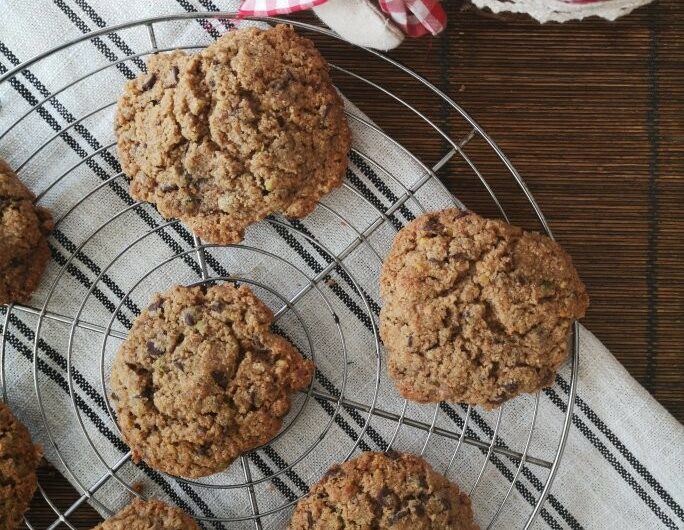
[[0, 12, 579, 530]]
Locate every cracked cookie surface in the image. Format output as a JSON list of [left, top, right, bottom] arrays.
[[116, 24, 351, 244], [0, 159, 53, 305], [110, 283, 314, 478], [0, 401, 42, 530], [379, 209, 589, 409], [289, 451, 478, 529], [93, 498, 199, 529]]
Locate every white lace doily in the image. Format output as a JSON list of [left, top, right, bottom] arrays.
[[470, 0, 655, 23]]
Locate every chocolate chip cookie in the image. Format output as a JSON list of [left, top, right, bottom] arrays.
[[0, 401, 42, 530], [0, 159, 53, 305], [93, 498, 199, 530], [116, 24, 351, 244], [110, 283, 314, 478], [380, 209, 589, 409], [289, 451, 478, 529]]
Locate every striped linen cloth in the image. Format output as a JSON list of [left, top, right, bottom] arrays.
[[0, 1, 681, 529]]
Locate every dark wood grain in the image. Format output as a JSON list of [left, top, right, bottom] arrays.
[[25, 1, 682, 527]]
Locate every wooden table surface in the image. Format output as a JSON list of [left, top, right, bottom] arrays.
[[25, 0, 683, 527]]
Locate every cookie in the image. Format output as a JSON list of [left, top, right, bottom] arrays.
[[289, 451, 478, 529], [116, 24, 351, 244], [0, 401, 42, 530], [93, 498, 199, 530], [380, 209, 589, 408], [0, 159, 53, 305], [110, 283, 314, 477]]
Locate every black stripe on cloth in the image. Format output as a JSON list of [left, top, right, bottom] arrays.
[[644, 1, 661, 394], [49, 229, 140, 319], [0, 318, 213, 528], [247, 451, 298, 502], [286, 218, 382, 316], [70, 0, 147, 72], [545, 386, 678, 530], [273, 323, 379, 456], [174, 0, 223, 39], [195, 0, 238, 31], [553, 375, 683, 523], [439, 404, 564, 530], [442, 403, 583, 530], [52, 0, 136, 80], [47, 241, 133, 330], [343, 168, 403, 232], [348, 150, 416, 225]]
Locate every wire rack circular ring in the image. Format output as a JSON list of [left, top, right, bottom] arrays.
[[0, 12, 578, 530]]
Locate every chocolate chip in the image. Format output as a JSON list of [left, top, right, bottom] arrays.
[[377, 486, 399, 507], [422, 217, 442, 234], [438, 497, 451, 511], [392, 509, 409, 522], [414, 504, 426, 517], [504, 382, 519, 395], [407, 335, 414, 347], [197, 443, 211, 456], [160, 183, 179, 192], [324, 465, 343, 479], [272, 69, 293, 90], [183, 312, 196, 325], [252, 339, 268, 353], [211, 370, 228, 389], [385, 449, 401, 460], [171, 65, 179, 83], [141, 73, 157, 91], [174, 360, 185, 371], [110, 392, 119, 401], [449, 251, 468, 261], [251, 349, 272, 365], [305, 512, 314, 528], [415, 474, 427, 489], [209, 302, 225, 312], [146, 340, 164, 357], [135, 386, 153, 400], [147, 300, 163, 311]]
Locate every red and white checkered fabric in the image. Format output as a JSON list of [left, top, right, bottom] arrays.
[[239, 0, 446, 37], [378, 0, 446, 37], [239, 0, 328, 16]]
